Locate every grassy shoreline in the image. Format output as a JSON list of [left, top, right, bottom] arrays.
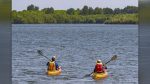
[[12, 5, 138, 24], [12, 13, 138, 24]]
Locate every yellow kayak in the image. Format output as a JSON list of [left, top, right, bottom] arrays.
[[47, 67, 62, 76], [92, 70, 108, 80]]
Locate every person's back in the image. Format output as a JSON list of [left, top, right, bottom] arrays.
[[94, 60, 105, 73], [47, 56, 59, 71], [48, 61, 56, 71]]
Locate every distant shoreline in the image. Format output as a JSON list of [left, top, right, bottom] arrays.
[[12, 14, 138, 24], [12, 23, 138, 24], [12, 5, 138, 24], [12, 24, 138, 25]]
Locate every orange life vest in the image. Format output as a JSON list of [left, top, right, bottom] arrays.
[[48, 61, 56, 71]]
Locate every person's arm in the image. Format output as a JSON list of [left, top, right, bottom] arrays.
[[94, 65, 96, 72], [55, 62, 59, 70], [103, 64, 107, 69], [46, 62, 49, 66]]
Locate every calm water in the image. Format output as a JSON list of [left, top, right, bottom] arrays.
[[12, 24, 138, 84]]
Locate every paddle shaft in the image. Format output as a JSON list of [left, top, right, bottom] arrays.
[[37, 50, 51, 61], [105, 55, 117, 65], [105, 60, 111, 65], [42, 55, 51, 61]]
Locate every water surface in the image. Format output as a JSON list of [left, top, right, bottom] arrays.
[[12, 24, 138, 84]]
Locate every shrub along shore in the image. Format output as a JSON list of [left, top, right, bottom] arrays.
[[12, 5, 138, 24]]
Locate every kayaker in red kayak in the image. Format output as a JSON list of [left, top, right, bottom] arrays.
[[47, 56, 59, 71], [94, 60, 107, 73]]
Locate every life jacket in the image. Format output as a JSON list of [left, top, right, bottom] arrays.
[[95, 63, 104, 73], [48, 61, 56, 71]]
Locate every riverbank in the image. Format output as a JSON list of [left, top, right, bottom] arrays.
[[12, 13, 138, 24], [12, 5, 138, 24]]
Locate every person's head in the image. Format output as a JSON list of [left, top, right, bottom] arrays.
[[96, 59, 102, 63], [51, 56, 56, 61]]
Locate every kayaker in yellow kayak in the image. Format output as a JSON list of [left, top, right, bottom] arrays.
[[47, 56, 59, 71], [46, 56, 62, 76], [87, 55, 117, 80], [94, 60, 107, 73], [91, 60, 108, 80]]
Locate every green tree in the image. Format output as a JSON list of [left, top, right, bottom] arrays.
[[75, 8, 80, 15], [27, 4, 39, 11], [35, 6, 39, 10], [114, 8, 122, 14], [12, 11, 24, 24], [86, 17, 96, 23], [103, 8, 113, 14], [94, 7, 102, 14], [66, 8, 75, 15], [89, 7, 94, 14], [123, 6, 138, 14], [81, 5, 89, 15], [44, 14, 56, 23], [42, 7, 54, 14]]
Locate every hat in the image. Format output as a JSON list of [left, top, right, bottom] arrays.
[[97, 59, 102, 63], [52, 56, 56, 59]]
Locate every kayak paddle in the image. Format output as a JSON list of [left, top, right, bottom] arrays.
[[83, 55, 117, 77], [37, 50, 51, 60], [105, 55, 117, 65]]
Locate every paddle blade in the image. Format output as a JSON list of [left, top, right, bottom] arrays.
[[111, 55, 117, 61], [37, 50, 43, 56], [83, 72, 93, 78]]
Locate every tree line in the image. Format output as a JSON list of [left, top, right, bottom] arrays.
[[12, 4, 138, 24]]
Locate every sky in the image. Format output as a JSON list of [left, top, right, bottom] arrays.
[[12, 0, 138, 11]]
